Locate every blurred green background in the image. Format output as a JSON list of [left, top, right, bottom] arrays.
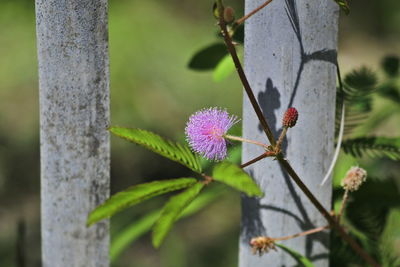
[[0, 0, 399, 266]]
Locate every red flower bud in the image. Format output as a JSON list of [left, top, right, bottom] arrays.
[[282, 107, 298, 128]]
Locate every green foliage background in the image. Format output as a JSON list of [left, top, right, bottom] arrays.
[[0, 0, 399, 266]]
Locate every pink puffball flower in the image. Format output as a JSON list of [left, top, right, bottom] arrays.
[[185, 107, 238, 161]]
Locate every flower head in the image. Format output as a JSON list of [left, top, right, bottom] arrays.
[[341, 166, 367, 192], [185, 107, 238, 161], [250, 236, 277, 256], [282, 107, 298, 128]]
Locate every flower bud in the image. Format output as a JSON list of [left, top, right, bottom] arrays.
[[212, 3, 219, 19], [282, 107, 298, 128], [341, 166, 367, 192], [223, 6, 235, 23]]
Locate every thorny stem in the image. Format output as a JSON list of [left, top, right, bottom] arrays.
[[224, 135, 269, 149], [216, 1, 276, 147], [274, 225, 329, 241], [216, 1, 381, 266], [338, 189, 349, 222], [235, 0, 273, 25]]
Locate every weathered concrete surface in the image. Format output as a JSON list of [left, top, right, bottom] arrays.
[[36, 0, 110, 266], [240, 0, 339, 266]]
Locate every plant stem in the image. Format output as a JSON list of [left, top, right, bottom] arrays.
[[235, 0, 273, 25], [278, 156, 381, 267], [240, 151, 275, 168], [216, 2, 381, 266], [275, 127, 288, 153], [201, 174, 214, 185], [338, 189, 349, 222], [216, 1, 276, 147], [224, 135, 269, 149], [274, 225, 329, 241]]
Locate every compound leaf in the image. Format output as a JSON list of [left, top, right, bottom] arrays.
[[152, 182, 205, 248], [110, 187, 222, 261], [188, 43, 227, 70], [213, 54, 235, 82], [212, 162, 263, 197], [342, 137, 400, 160], [110, 127, 202, 173], [87, 178, 198, 226]]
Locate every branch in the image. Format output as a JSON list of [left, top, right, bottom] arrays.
[[216, 2, 381, 266], [235, 0, 273, 25], [216, 1, 276, 146], [278, 156, 380, 267], [274, 224, 329, 241], [240, 151, 275, 168]]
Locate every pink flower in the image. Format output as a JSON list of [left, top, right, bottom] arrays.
[[282, 107, 298, 128], [185, 107, 238, 161]]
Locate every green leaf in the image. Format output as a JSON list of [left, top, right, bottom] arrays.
[[330, 230, 365, 266], [213, 54, 235, 82], [212, 162, 263, 197], [111, 210, 159, 262], [187, 43, 227, 70], [344, 67, 377, 94], [336, 67, 378, 136], [344, 102, 372, 136], [276, 244, 315, 267], [110, 188, 222, 262], [380, 209, 400, 267], [381, 55, 399, 77], [378, 83, 400, 104], [333, 0, 350, 15], [87, 178, 198, 226], [109, 127, 202, 173], [344, 179, 400, 262], [332, 152, 358, 188], [341, 137, 400, 160], [152, 182, 205, 248]]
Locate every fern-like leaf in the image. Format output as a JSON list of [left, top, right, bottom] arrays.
[[381, 55, 399, 78], [344, 179, 400, 263], [335, 67, 377, 136], [111, 187, 221, 261], [212, 162, 263, 197], [87, 178, 198, 226], [110, 127, 202, 173], [330, 230, 365, 266], [343, 67, 377, 96], [342, 137, 400, 160], [152, 182, 204, 248]]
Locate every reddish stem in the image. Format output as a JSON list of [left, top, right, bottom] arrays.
[[235, 0, 273, 25]]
